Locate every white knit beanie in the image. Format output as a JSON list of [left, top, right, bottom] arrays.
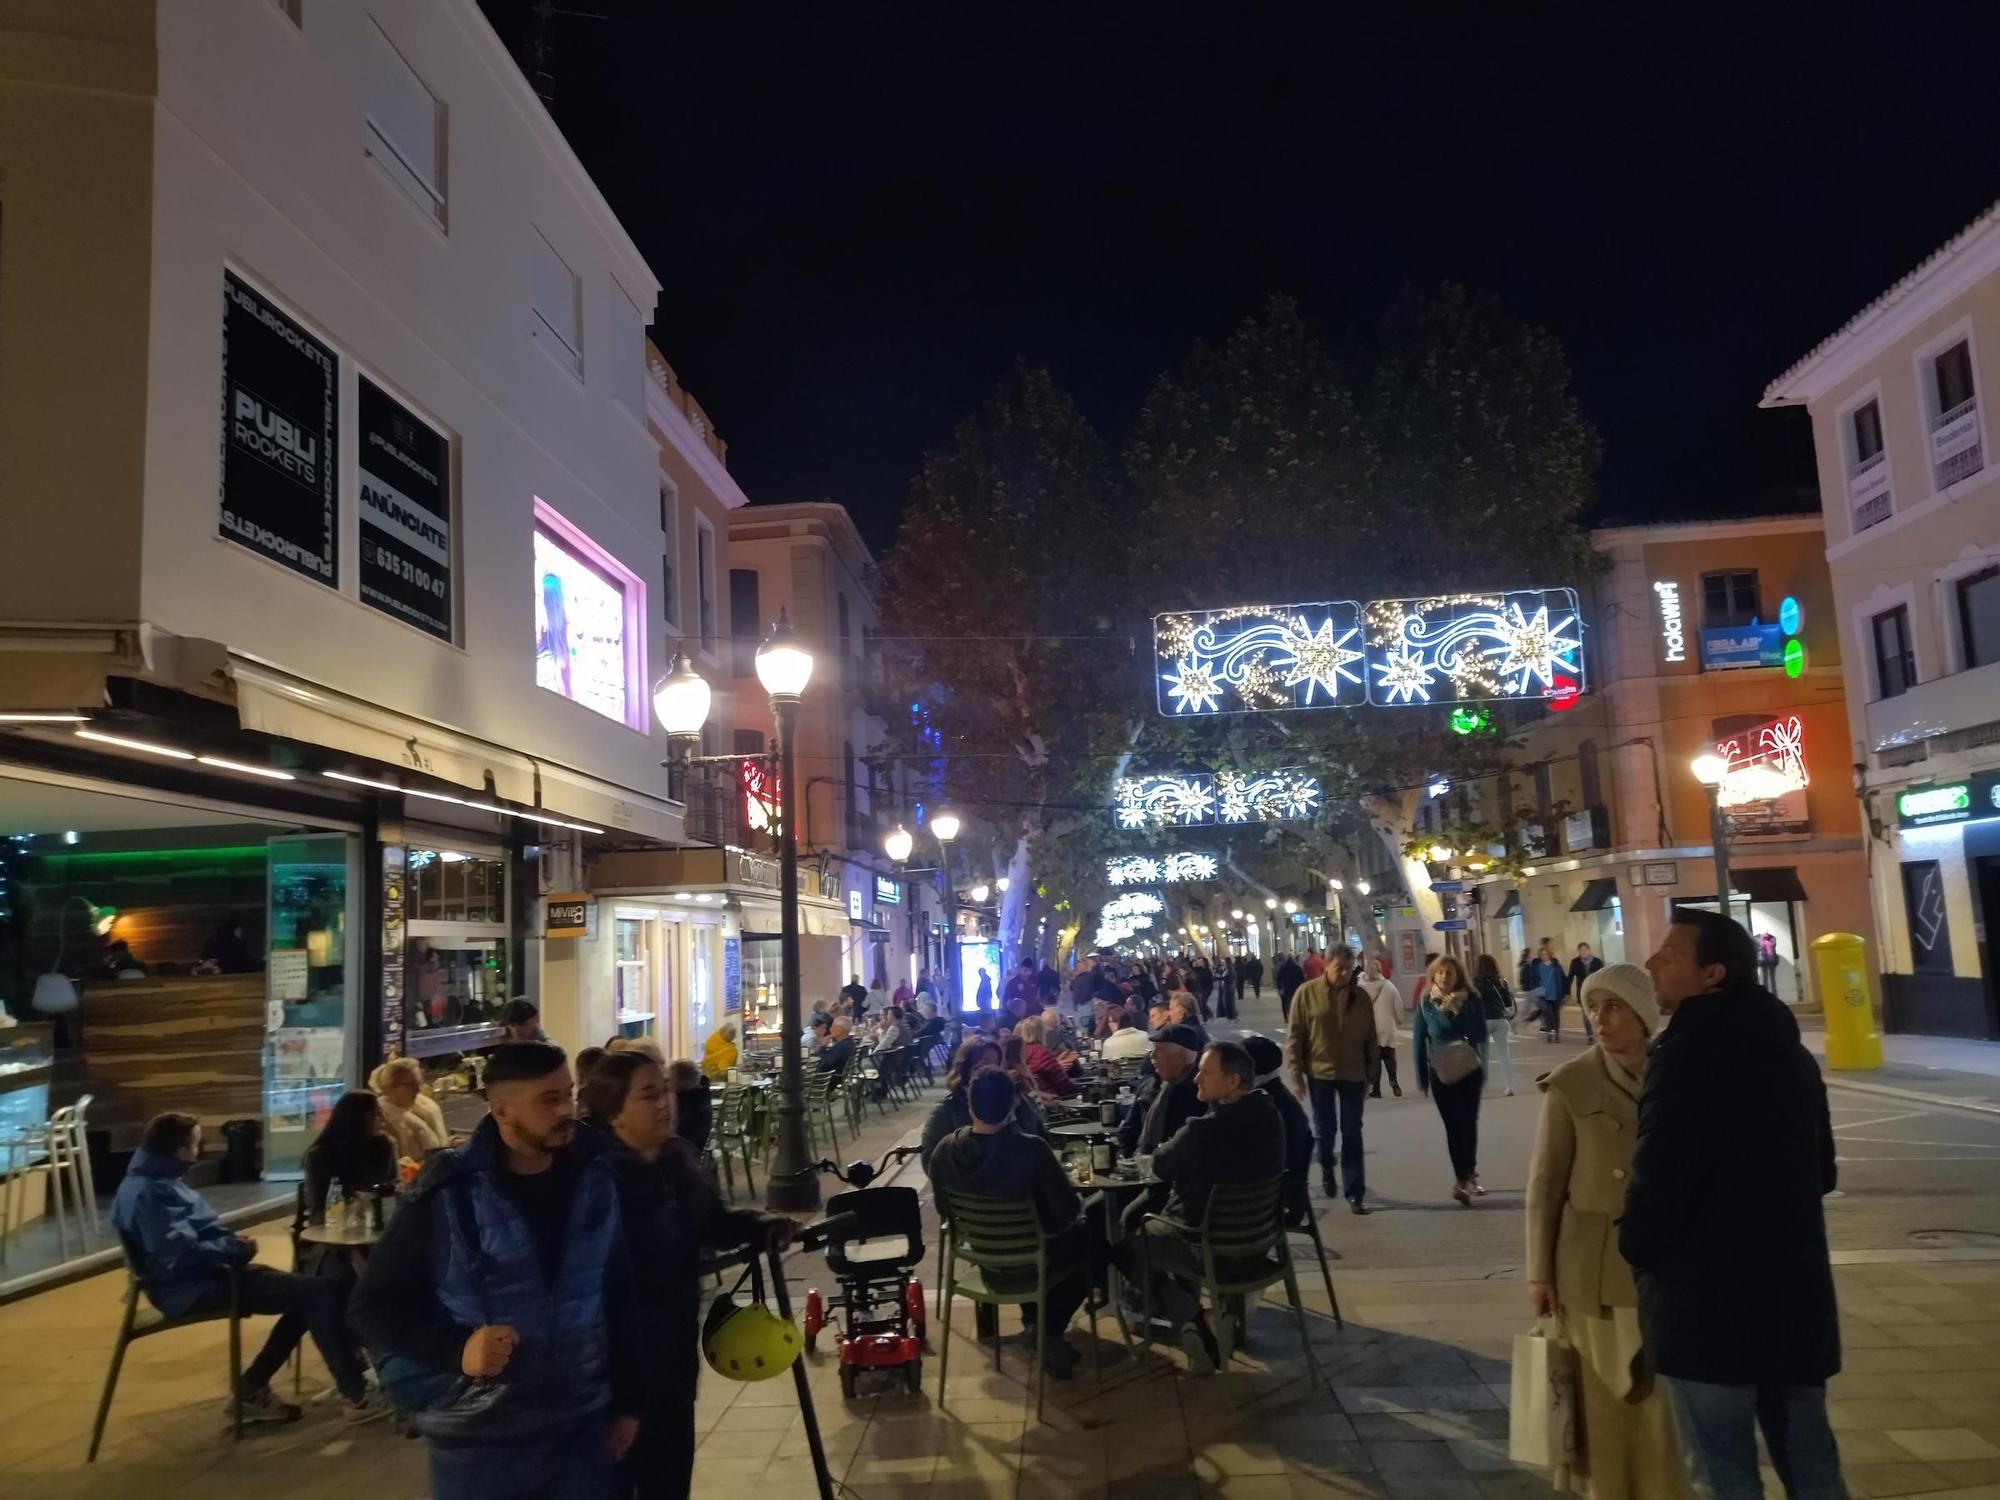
[[1582, 962, 1662, 1037]]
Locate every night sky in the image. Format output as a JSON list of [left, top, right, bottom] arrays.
[[479, 1, 2000, 553]]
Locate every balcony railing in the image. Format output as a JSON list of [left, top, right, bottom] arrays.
[[1931, 397, 1983, 490], [1849, 449, 1892, 533]]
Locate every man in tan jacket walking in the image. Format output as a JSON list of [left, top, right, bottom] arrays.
[[1285, 946, 1379, 1214]]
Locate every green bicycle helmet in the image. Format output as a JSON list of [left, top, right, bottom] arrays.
[[702, 1294, 804, 1382]]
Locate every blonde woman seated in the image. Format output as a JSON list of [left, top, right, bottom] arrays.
[[701, 1021, 740, 1080], [1524, 964, 1691, 1500], [367, 1056, 450, 1163]]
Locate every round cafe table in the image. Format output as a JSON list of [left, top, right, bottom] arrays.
[[297, 1218, 383, 1249]]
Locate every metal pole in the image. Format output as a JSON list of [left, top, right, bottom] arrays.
[[766, 698, 819, 1212], [942, 847, 961, 1018], [1706, 784, 1734, 927]]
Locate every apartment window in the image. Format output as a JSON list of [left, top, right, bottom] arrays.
[[695, 521, 716, 655], [1926, 338, 1984, 489], [1847, 398, 1892, 532], [1578, 740, 1602, 809], [658, 480, 679, 630], [529, 227, 582, 376], [733, 729, 766, 755], [1871, 605, 1916, 699], [728, 569, 760, 679], [612, 284, 646, 417], [364, 22, 445, 225], [1958, 566, 2000, 670], [1700, 569, 1761, 630]]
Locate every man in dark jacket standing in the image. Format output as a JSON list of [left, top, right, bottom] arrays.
[[1564, 942, 1603, 1042], [351, 1043, 643, 1500], [1124, 1041, 1285, 1373], [1621, 911, 1843, 1500], [929, 1066, 1090, 1378], [1274, 952, 1306, 1021], [1285, 946, 1379, 1214]]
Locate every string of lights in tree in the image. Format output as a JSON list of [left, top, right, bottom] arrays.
[[1103, 890, 1167, 920], [1106, 851, 1219, 885], [1154, 589, 1585, 715], [1111, 769, 1322, 829]]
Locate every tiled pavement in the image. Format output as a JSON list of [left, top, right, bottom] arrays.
[[7, 1018, 2000, 1497]]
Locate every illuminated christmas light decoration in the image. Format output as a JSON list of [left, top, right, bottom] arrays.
[[1450, 706, 1490, 735], [1363, 589, 1585, 706], [1103, 891, 1166, 919], [1715, 713, 1809, 808], [1105, 851, 1220, 885], [1152, 602, 1365, 716], [1161, 851, 1218, 882], [1112, 769, 1320, 828], [1112, 772, 1217, 829], [1157, 591, 1585, 714]]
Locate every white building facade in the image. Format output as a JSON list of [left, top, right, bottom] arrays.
[[0, 0, 686, 1178], [1764, 200, 2000, 1039]]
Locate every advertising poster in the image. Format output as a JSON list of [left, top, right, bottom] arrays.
[[358, 375, 453, 640], [534, 527, 630, 723], [220, 271, 338, 583]]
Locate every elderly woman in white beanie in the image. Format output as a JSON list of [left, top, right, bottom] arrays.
[[1524, 963, 1691, 1500]]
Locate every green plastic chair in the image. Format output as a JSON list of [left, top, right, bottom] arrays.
[[937, 1191, 1101, 1421], [803, 1070, 843, 1156], [1282, 1179, 1343, 1331], [91, 1236, 244, 1460], [1139, 1175, 1323, 1386], [712, 1087, 758, 1199]]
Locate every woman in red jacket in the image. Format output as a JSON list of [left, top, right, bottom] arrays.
[[1017, 1015, 1080, 1099]]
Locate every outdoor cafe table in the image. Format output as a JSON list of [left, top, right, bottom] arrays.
[[297, 1218, 383, 1249]]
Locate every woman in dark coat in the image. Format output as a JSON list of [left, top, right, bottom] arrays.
[[582, 1052, 791, 1500]]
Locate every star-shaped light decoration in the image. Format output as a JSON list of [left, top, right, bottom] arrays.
[[1277, 772, 1322, 819], [1372, 645, 1434, 704], [1236, 651, 1289, 709], [1155, 613, 1198, 662], [1278, 616, 1363, 704], [1489, 603, 1580, 696], [1163, 656, 1222, 714]]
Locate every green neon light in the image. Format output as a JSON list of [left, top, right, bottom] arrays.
[[32, 845, 269, 867], [1783, 638, 1805, 678]]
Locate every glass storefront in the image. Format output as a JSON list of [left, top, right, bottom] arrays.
[[402, 835, 511, 1055], [264, 833, 358, 1175]]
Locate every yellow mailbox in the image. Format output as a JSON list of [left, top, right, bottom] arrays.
[[1810, 932, 1883, 1071]]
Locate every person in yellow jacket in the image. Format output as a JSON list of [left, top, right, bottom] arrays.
[[700, 1021, 739, 1081]]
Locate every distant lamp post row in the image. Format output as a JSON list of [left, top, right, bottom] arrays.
[[652, 610, 820, 1213], [883, 812, 964, 1013]]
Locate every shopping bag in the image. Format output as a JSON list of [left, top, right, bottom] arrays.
[[1508, 1319, 1580, 1468]]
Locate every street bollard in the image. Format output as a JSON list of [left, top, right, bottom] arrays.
[[1811, 932, 1883, 1071]]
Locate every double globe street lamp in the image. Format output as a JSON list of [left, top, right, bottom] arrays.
[[653, 610, 820, 1212], [1690, 740, 1734, 925], [883, 811, 964, 1015]]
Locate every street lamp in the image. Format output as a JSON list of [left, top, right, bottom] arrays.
[[929, 809, 964, 1015], [1691, 741, 1734, 923], [969, 882, 991, 904], [653, 612, 819, 1213], [882, 824, 914, 864]]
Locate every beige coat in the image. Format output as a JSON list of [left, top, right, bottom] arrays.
[[1525, 1047, 1641, 1318], [368, 1063, 450, 1161]]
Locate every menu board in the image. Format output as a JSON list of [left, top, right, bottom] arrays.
[[723, 936, 742, 1014]]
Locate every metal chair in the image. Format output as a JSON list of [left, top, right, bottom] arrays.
[[711, 1087, 758, 1200], [1139, 1175, 1322, 1386], [1282, 1178, 1343, 1330], [90, 1233, 244, 1460], [802, 1070, 843, 1157], [937, 1191, 1101, 1422]]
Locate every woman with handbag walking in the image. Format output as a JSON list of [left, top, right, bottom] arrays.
[[1412, 956, 1489, 1205], [1524, 964, 1691, 1499]]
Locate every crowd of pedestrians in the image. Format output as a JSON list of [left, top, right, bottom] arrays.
[[102, 906, 1842, 1499]]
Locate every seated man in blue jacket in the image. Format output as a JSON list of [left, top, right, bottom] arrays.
[[111, 1111, 379, 1425]]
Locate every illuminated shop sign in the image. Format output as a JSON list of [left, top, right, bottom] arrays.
[[741, 759, 783, 836], [873, 875, 902, 905], [1897, 773, 2000, 829], [533, 505, 642, 727], [1653, 581, 1685, 663]]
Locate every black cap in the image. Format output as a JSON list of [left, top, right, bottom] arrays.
[[1148, 1023, 1205, 1052], [1241, 1034, 1284, 1077]]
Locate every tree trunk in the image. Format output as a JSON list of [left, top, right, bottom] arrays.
[[1363, 789, 1446, 934], [995, 832, 1033, 969]]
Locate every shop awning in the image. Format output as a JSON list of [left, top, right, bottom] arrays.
[[1487, 888, 1521, 919], [230, 658, 685, 843], [0, 627, 142, 709], [1569, 878, 1620, 913], [1732, 866, 1808, 903]]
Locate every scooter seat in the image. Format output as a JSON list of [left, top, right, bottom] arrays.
[[840, 1234, 913, 1264]]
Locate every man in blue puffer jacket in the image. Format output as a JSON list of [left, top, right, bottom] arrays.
[[112, 1111, 378, 1425], [350, 1043, 643, 1500]]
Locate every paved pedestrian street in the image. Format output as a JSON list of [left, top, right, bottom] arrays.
[[6, 998, 2000, 1499]]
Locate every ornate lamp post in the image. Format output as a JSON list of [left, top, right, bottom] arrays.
[[654, 610, 820, 1212], [1691, 741, 1733, 925], [885, 811, 962, 1016]]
